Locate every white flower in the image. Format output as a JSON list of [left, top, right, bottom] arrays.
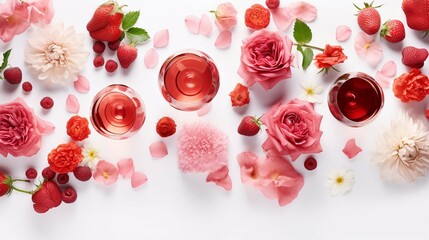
[[373, 111, 429, 182], [298, 79, 323, 103], [326, 168, 354, 196], [81, 143, 101, 170], [25, 22, 88, 85]]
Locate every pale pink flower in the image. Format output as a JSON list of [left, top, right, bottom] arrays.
[[93, 160, 119, 185], [27, 0, 54, 25], [0, 0, 30, 42], [354, 31, 383, 66], [212, 2, 237, 31], [237, 152, 304, 206]]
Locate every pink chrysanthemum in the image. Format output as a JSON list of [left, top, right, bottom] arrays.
[[177, 122, 228, 173]]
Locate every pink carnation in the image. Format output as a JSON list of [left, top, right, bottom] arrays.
[[0, 0, 30, 42], [177, 122, 228, 173]]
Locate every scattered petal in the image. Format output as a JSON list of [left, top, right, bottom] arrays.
[[144, 48, 159, 69], [131, 172, 148, 188], [342, 139, 362, 159], [197, 103, 211, 117], [73, 75, 90, 93], [271, 8, 294, 31], [375, 71, 391, 89], [66, 94, 80, 113], [185, 15, 200, 34], [380, 61, 397, 77], [36, 117, 55, 134], [286, 1, 317, 22], [117, 158, 135, 179], [336, 25, 351, 42], [149, 141, 168, 159], [215, 31, 232, 49], [153, 29, 169, 48], [199, 13, 212, 37], [206, 166, 232, 191]]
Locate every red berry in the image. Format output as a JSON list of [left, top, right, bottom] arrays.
[[156, 117, 177, 138], [356, 2, 381, 35], [73, 166, 92, 182], [25, 167, 38, 179], [92, 41, 106, 53], [108, 40, 121, 51], [62, 187, 77, 204], [32, 181, 62, 213], [237, 116, 261, 136], [0, 173, 11, 197], [304, 157, 317, 171], [93, 55, 105, 68], [42, 167, 56, 180], [117, 44, 138, 69], [265, 0, 280, 9], [56, 173, 69, 185], [401, 46, 429, 69], [380, 19, 405, 43], [3, 67, 22, 85], [22, 81, 33, 92], [40, 97, 54, 109], [105, 59, 118, 73]]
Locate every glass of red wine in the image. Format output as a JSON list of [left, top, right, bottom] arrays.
[[159, 49, 220, 111], [328, 72, 384, 127], [90, 84, 146, 139]]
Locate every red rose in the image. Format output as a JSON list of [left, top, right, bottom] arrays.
[[66, 115, 91, 141], [48, 142, 83, 174], [314, 44, 347, 69], [393, 68, 429, 102], [229, 83, 250, 107], [156, 117, 176, 138], [245, 4, 270, 30]]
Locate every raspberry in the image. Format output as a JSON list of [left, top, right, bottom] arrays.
[[41, 167, 56, 180], [105, 59, 118, 73], [108, 40, 121, 51], [61, 187, 77, 204], [73, 166, 92, 182], [40, 97, 54, 109], [304, 157, 317, 171], [22, 81, 33, 92], [56, 173, 69, 185], [93, 55, 105, 68], [265, 0, 280, 9], [25, 167, 38, 179], [3, 67, 22, 85], [92, 41, 105, 53]]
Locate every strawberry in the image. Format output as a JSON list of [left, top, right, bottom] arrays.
[[32, 181, 62, 213], [117, 44, 137, 68], [354, 1, 381, 35], [238, 116, 262, 136], [402, 46, 429, 69], [402, 0, 429, 32], [0, 173, 12, 197], [86, 1, 124, 42], [3, 67, 22, 85], [380, 20, 405, 43]]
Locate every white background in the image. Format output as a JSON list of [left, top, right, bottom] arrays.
[[1, 0, 429, 239]]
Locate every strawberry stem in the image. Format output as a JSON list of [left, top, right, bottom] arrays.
[[10, 185, 33, 195]]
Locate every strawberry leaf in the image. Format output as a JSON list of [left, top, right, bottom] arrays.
[[1, 49, 12, 71], [293, 19, 312, 44], [121, 11, 140, 31], [126, 27, 150, 45]]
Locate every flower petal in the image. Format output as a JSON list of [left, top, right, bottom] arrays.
[[144, 48, 159, 69], [197, 103, 211, 117], [149, 141, 168, 159], [342, 138, 362, 159], [131, 172, 148, 188], [153, 29, 169, 48], [66, 94, 80, 113], [271, 8, 294, 31], [73, 75, 89, 93], [366, 41, 383, 66], [215, 31, 232, 49], [336, 25, 351, 42], [199, 13, 212, 37], [286, 1, 317, 22], [117, 158, 135, 179], [375, 71, 391, 89], [185, 15, 200, 34], [36, 116, 55, 135], [206, 166, 232, 191], [380, 60, 397, 77]]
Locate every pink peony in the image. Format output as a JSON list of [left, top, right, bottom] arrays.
[[27, 0, 54, 25], [177, 122, 228, 173], [237, 152, 304, 206], [213, 2, 237, 31], [0, 0, 30, 42], [93, 160, 119, 185], [0, 97, 54, 157], [261, 99, 323, 161], [238, 29, 294, 90]]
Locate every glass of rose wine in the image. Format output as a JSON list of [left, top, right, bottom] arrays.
[[328, 72, 384, 127], [159, 49, 220, 111], [90, 84, 146, 140]]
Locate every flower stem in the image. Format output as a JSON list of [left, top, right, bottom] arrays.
[[293, 43, 325, 52]]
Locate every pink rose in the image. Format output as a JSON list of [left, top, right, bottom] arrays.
[[0, 98, 54, 157], [0, 0, 30, 42], [261, 99, 323, 161], [213, 2, 237, 31], [27, 0, 54, 25], [238, 29, 294, 90]]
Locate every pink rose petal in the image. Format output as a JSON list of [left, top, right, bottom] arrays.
[[73, 75, 90, 93], [197, 103, 211, 117], [286, 1, 317, 22], [117, 158, 135, 179], [272, 8, 294, 31], [131, 172, 148, 188], [375, 71, 391, 89], [206, 166, 232, 191], [380, 61, 397, 77], [215, 31, 232, 49], [144, 48, 159, 69], [66, 94, 80, 113], [336, 25, 351, 42], [185, 15, 200, 34], [199, 13, 212, 37], [342, 139, 362, 159], [36, 116, 55, 135], [149, 141, 168, 159], [153, 29, 169, 48]]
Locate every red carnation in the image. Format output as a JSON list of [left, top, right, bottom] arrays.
[[66, 115, 91, 141], [393, 68, 429, 102], [314, 44, 347, 70], [229, 83, 250, 107], [48, 142, 83, 174], [156, 117, 177, 138]]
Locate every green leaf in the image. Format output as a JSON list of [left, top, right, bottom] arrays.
[[1, 49, 12, 71], [121, 11, 140, 31], [293, 19, 312, 44], [301, 47, 314, 70], [126, 27, 150, 45]]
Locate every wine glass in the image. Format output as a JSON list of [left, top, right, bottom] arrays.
[[90, 84, 146, 140], [327, 72, 384, 127], [158, 49, 220, 111]]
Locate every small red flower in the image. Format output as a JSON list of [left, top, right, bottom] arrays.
[[314, 44, 347, 70], [229, 83, 250, 107], [48, 142, 83, 174], [245, 4, 270, 30], [393, 68, 429, 102], [156, 117, 177, 138], [66, 115, 91, 141]]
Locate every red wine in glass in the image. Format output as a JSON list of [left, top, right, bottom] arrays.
[[159, 49, 220, 111], [328, 72, 384, 127], [90, 84, 146, 139]]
